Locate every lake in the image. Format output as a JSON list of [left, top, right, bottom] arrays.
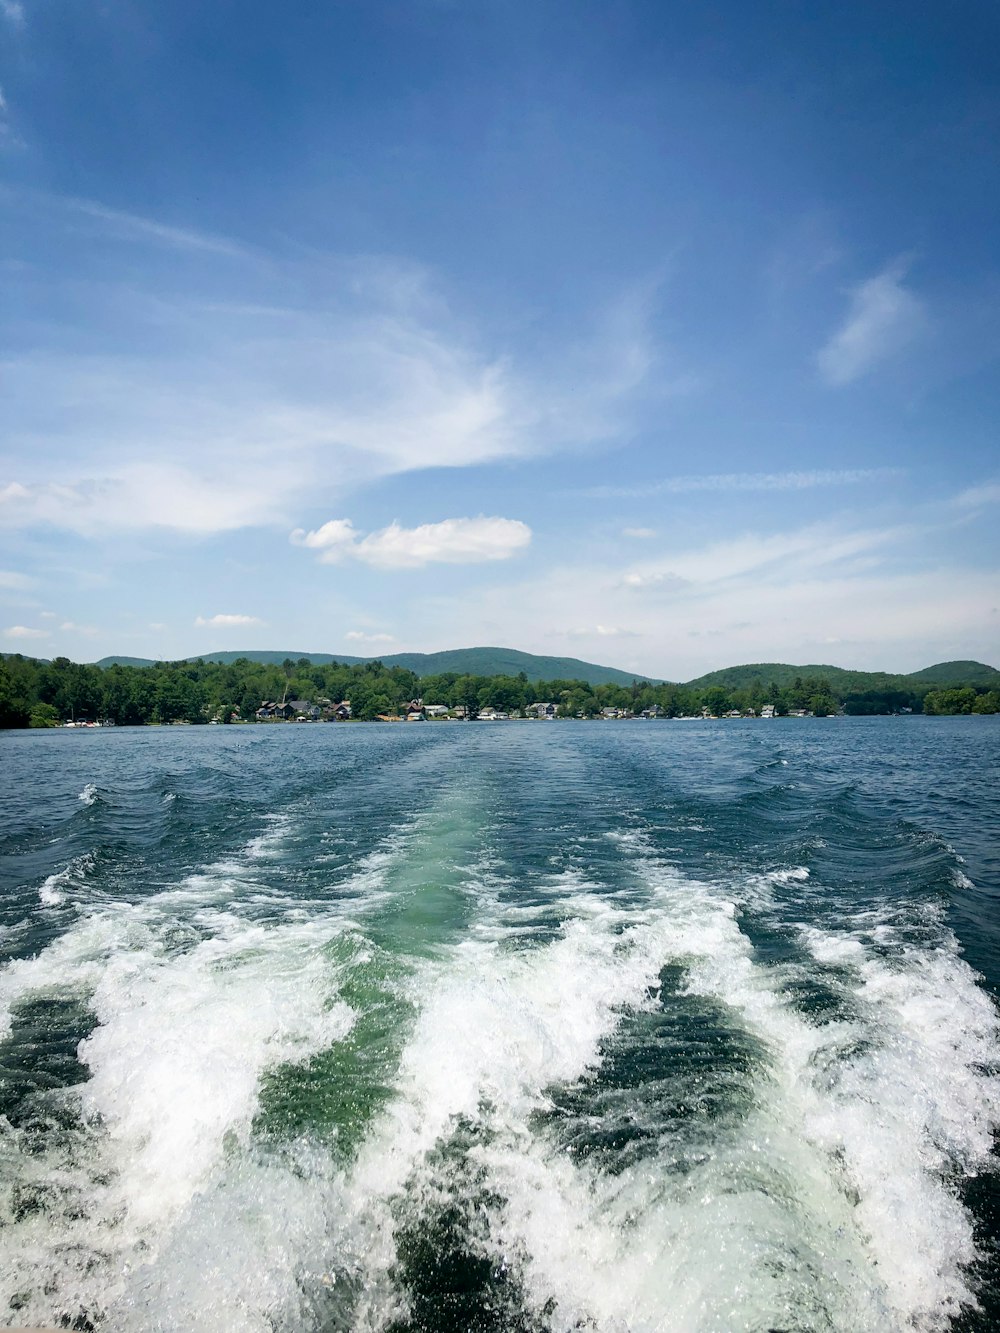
[[1, 717, 999, 1331]]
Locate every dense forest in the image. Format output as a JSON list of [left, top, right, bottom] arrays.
[[1, 654, 998, 728]]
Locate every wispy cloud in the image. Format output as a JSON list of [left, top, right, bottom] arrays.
[[70, 199, 253, 260], [619, 522, 905, 591], [0, 1, 25, 29], [0, 468, 283, 536], [565, 624, 640, 639], [345, 630, 396, 644], [430, 508, 998, 678], [817, 260, 927, 385], [0, 82, 23, 149], [954, 481, 1000, 509], [291, 515, 532, 569], [0, 569, 32, 589], [622, 527, 657, 539], [4, 624, 47, 639], [60, 620, 98, 636], [194, 613, 265, 628], [585, 467, 903, 500], [0, 197, 664, 539]]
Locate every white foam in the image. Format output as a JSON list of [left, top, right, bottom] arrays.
[[0, 903, 354, 1326], [771, 865, 810, 883], [0, 809, 469, 1328], [329, 841, 1000, 1332], [78, 782, 98, 805], [6, 804, 999, 1332], [328, 875, 741, 1328], [798, 919, 1000, 1323], [37, 852, 96, 907]]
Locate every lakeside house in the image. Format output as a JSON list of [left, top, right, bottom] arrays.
[[255, 699, 321, 721], [529, 702, 558, 719], [255, 698, 348, 722]]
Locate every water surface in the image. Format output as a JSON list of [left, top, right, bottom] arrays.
[[1, 717, 999, 1332]]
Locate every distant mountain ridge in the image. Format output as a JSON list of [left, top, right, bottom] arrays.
[[684, 659, 1000, 691], [86, 647, 1000, 690], [92, 646, 659, 687]]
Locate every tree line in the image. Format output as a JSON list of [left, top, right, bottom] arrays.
[[0, 653, 998, 729]]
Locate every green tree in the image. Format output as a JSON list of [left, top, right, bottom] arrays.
[[29, 701, 61, 728]]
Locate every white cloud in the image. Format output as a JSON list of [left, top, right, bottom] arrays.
[[954, 481, 1000, 508], [817, 260, 926, 385], [566, 624, 639, 639], [0, 207, 662, 539], [59, 621, 99, 636], [0, 466, 286, 536], [71, 199, 251, 259], [0, 569, 32, 589], [194, 613, 265, 628], [622, 527, 657, 539], [345, 630, 396, 644], [4, 624, 47, 639], [422, 518, 999, 679], [588, 467, 903, 500], [0, 1, 25, 29], [619, 523, 903, 591], [291, 518, 358, 557], [292, 515, 532, 569]]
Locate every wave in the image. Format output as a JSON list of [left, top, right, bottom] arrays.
[[320, 837, 1000, 1332], [37, 851, 97, 907], [3, 762, 999, 1331]]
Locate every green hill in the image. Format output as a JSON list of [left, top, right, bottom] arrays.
[[379, 647, 655, 686], [905, 660, 1000, 687], [93, 646, 657, 687], [95, 651, 361, 669], [86, 651, 1000, 691], [684, 662, 897, 692], [683, 660, 999, 691], [93, 654, 172, 669]]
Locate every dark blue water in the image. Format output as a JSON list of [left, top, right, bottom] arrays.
[[1, 717, 998, 1331]]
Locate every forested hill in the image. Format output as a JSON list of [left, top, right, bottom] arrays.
[[685, 660, 1000, 691], [91, 649, 1000, 691], [905, 660, 1000, 686], [93, 647, 657, 688], [3, 651, 999, 727]]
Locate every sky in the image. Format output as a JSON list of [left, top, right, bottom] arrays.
[[1, 0, 999, 679]]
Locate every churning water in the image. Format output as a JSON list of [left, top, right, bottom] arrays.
[[1, 717, 999, 1331]]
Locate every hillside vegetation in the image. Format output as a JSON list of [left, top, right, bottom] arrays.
[[92, 647, 999, 693], [685, 660, 1000, 691], [2, 651, 998, 728], [94, 646, 657, 687]]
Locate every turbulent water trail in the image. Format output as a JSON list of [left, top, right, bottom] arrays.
[[1, 719, 999, 1332]]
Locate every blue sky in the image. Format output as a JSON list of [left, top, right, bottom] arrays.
[[1, 0, 998, 677]]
